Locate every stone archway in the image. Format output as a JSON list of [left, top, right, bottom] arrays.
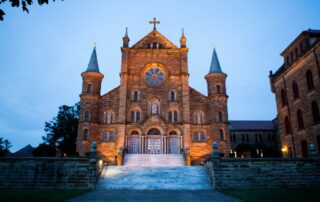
[[146, 128, 161, 154]]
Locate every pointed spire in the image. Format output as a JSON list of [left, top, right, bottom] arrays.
[[209, 47, 223, 74], [123, 27, 130, 48], [86, 44, 100, 73], [180, 28, 187, 48]]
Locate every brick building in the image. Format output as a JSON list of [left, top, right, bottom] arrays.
[[229, 120, 280, 158], [76, 23, 230, 164], [269, 30, 320, 158]]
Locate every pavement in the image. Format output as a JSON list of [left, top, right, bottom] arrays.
[[65, 190, 242, 202]]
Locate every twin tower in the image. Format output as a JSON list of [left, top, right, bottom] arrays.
[[77, 23, 229, 165]]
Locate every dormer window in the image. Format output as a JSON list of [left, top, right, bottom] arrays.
[[86, 84, 92, 93]]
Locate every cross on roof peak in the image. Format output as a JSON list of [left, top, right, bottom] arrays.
[[149, 17, 160, 30]]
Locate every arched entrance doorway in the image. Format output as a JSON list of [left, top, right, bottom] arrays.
[[147, 128, 161, 154], [169, 131, 179, 154], [129, 131, 140, 154]]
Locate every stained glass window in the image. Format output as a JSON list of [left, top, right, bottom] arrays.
[[145, 68, 165, 86]]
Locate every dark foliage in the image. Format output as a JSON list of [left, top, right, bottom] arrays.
[[42, 102, 79, 156], [32, 143, 56, 157], [0, 0, 63, 21], [0, 137, 12, 157]]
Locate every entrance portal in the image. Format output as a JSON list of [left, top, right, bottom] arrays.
[[147, 138, 161, 154], [169, 136, 179, 154]]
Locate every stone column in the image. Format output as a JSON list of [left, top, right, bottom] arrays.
[[141, 136, 145, 154]]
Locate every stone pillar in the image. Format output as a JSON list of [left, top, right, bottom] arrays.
[[164, 136, 167, 154], [141, 136, 145, 154]]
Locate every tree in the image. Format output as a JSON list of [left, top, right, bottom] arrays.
[[33, 143, 56, 157], [42, 102, 79, 156], [0, 0, 63, 21], [0, 137, 12, 157]]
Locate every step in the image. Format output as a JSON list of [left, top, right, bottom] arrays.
[[97, 165, 212, 190], [123, 154, 185, 167]]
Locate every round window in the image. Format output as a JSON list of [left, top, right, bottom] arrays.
[[144, 67, 165, 86]]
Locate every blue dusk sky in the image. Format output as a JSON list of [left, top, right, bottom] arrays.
[[0, 0, 320, 152]]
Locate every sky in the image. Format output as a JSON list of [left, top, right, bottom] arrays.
[[0, 0, 320, 152]]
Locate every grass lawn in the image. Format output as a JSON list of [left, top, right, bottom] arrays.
[[219, 188, 320, 202], [0, 189, 90, 202]]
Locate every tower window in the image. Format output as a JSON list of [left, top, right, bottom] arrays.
[[83, 129, 89, 141], [131, 111, 141, 123], [168, 111, 173, 122], [169, 91, 176, 101], [86, 84, 92, 93], [218, 112, 223, 122], [136, 111, 141, 122], [219, 130, 224, 140], [84, 111, 90, 121], [292, 81, 299, 99], [281, 89, 287, 107], [131, 111, 135, 122], [174, 111, 178, 123], [312, 101, 320, 124], [216, 85, 221, 94], [133, 91, 140, 101], [195, 112, 204, 124], [285, 116, 291, 134], [297, 109, 304, 129], [306, 70, 315, 90]]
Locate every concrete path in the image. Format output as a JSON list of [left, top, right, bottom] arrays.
[[65, 190, 242, 202]]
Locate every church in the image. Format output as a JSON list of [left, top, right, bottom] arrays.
[[76, 19, 230, 165]]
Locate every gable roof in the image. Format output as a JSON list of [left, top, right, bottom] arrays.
[[229, 120, 275, 131], [131, 29, 178, 49], [7, 144, 34, 157]]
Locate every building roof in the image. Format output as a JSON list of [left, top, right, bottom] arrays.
[[85, 47, 100, 73], [209, 48, 223, 74], [229, 120, 275, 131], [7, 144, 34, 157]]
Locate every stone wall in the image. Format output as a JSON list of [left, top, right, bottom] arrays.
[[206, 157, 320, 189], [0, 157, 101, 189]]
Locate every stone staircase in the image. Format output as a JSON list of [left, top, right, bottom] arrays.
[[97, 154, 212, 190]]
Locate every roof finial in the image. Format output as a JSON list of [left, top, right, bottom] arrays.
[[182, 28, 185, 37], [93, 42, 96, 48], [149, 17, 160, 30], [125, 27, 128, 36]]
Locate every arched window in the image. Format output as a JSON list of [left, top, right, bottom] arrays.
[[84, 111, 90, 121], [131, 111, 135, 122], [312, 101, 320, 124], [109, 131, 115, 141], [102, 132, 107, 141], [281, 89, 287, 107], [106, 111, 114, 124], [174, 111, 178, 123], [136, 111, 141, 122], [200, 131, 205, 142], [169, 91, 176, 101], [297, 109, 304, 129], [148, 128, 161, 135], [149, 98, 160, 115], [193, 132, 199, 142], [168, 111, 173, 122], [306, 70, 314, 90], [195, 112, 204, 124], [83, 129, 89, 141], [132, 91, 140, 101], [169, 131, 177, 135], [131, 131, 139, 135], [285, 116, 291, 134], [218, 112, 223, 122], [216, 85, 221, 94], [86, 84, 92, 93], [292, 81, 299, 99], [219, 129, 224, 140]]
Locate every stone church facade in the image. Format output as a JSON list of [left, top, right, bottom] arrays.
[[76, 23, 230, 165], [270, 30, 320, 158]]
